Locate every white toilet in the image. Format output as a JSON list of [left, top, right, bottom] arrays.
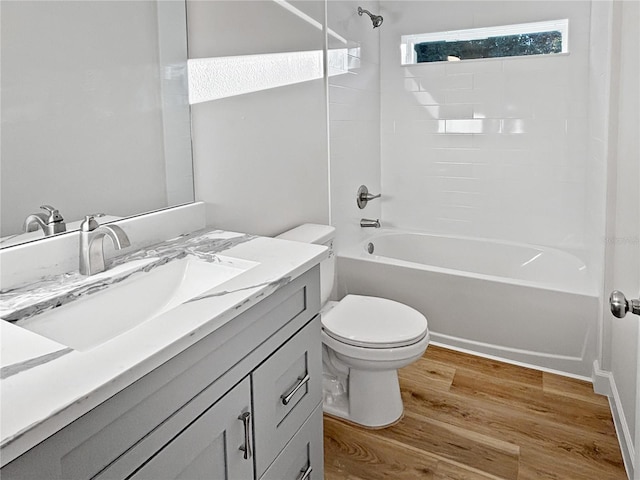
[[277, 224, 429, 428]]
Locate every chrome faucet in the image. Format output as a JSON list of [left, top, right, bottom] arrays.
[[79, 215, 130, 275], [360, 218, 381, 228], [23, 205, 66, 236]]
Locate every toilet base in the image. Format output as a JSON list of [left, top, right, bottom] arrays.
[[322, 368, 404, 428], [323, 410, 405, 430]]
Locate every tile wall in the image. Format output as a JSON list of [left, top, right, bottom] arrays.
[[328, 0, 381, 253], [379, 1, 592, 253]]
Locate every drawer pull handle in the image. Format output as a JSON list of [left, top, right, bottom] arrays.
[[237, 411, 252, 460], [281, 373, 310, 405], [298, 465, 313, 480]]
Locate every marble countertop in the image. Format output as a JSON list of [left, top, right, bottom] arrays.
[[0, 228, 327, 465]]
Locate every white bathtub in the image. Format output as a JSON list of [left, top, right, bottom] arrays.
[[337, 230, 599, 378]]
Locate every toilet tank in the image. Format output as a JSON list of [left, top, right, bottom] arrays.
[[275, 224, 335, 305]]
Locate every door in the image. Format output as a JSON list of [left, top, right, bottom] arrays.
[[605, 2, 639, 479], [129, 378, 254, 480]]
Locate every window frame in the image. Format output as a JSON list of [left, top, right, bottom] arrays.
[[401, 19, 569, 65]]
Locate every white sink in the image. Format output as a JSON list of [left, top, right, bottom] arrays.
[[16, 255, 258, 351]]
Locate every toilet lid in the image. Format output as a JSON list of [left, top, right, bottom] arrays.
[[321, 295, 428, 348]]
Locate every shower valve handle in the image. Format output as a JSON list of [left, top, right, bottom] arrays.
[[357, 185, 381, 209], [362, 192, 381, 201]]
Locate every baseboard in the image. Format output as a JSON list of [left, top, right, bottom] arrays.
[[429, 334, 592, 381], [592, 360, 635, 479], [592, 360, 613, 396]]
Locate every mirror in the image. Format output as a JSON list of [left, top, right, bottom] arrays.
[[0, 0, 194, 248]]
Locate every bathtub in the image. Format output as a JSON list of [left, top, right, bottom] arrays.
[[337, 230, 599, 378]]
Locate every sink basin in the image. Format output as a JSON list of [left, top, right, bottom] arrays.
[[15, 255, 258, 351]]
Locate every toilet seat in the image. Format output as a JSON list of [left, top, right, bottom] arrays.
[[321, 294, 428, 349]]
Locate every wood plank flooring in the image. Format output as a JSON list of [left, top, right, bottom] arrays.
[[323, 345, 627, 479]]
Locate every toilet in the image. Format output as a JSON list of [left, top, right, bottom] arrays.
[[276, 224, 429, 428]]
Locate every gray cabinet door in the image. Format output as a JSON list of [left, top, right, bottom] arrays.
[[129, 378, 253, 480]]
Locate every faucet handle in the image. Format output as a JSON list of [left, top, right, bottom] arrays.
[[80, 215, 101, 232], [356, 185, 381, 209], [39, 205, 64, 223]]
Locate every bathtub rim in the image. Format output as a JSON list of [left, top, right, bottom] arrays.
[[341, 228, 598, 298]]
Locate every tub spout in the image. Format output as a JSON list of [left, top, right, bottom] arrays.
[[360, 218, 380, 228]]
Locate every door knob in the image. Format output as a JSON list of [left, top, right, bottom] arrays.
[[609, 290, 640, 318]]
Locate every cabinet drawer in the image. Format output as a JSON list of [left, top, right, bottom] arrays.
[[252, 317, 322, 478], [260, 404, 323, 480]]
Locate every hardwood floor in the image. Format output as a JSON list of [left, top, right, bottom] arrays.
[[323, 345, 627, 479]]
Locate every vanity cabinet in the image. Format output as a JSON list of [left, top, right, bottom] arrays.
[[128, 378, 253, 480], [2, 266, 324, 480], [260, 405, 323, 480], [252, 315, 323, 478]]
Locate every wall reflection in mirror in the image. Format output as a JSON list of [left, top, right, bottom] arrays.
[[0, 0, 194, 248]]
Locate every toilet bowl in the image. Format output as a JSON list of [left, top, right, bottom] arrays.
[[276, 224, 429, 428]]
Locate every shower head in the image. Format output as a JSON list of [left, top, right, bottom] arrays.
[[358, 6, 383, 28]]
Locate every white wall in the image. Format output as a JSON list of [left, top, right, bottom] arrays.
[[379, 1, 592, 253], [328, 0, 381, 252], [189, 1, 329, 237], [587, 0, 615, 301]]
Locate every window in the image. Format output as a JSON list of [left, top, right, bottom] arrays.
[[401, 19, 568, 65]]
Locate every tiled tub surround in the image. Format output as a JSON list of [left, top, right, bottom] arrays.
[[327, 0, 381, 254], [379, 1, 592, 251], [0, 228, 327, 464]]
